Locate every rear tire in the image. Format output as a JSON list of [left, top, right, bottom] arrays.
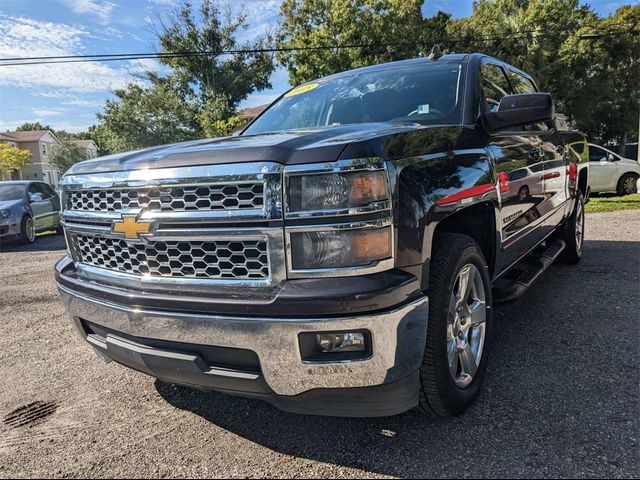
[[19, 215, 36, 244], [617, 173, 638, 196], [560, 192, 584, 265], [418, 234, 493, 417]]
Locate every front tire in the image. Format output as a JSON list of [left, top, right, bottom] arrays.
[[418, 234, 493, 417], [560, 192, 585, 265], [617, 173, 638, 196], [19, 215, 36, 244]]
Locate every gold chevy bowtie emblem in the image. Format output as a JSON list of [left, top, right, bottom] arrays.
[[112, 216, 152, 239]]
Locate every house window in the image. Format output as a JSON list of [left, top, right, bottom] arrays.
[[41, 143, 48, 156]]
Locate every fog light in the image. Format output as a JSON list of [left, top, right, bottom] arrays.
[[316, 332, 366, 353], [299, 330, 371, 362]]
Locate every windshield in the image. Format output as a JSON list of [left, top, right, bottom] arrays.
[[0, 184, 26, 201], [244, 61, 465, 135]]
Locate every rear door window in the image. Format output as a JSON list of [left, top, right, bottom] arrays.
[[507, 71, 537, 94]]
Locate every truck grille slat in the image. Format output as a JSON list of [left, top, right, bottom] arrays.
[[69, 183, 264, 213], [73, 234, 270, 280]]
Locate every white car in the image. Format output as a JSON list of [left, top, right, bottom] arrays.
[[588, 143, 640, 195]]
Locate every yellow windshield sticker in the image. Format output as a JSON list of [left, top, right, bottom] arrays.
[[285, 83, 319, 97]]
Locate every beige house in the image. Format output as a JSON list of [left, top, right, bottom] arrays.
[[0, 130, 60, 187], [71, 139, 99, 160]]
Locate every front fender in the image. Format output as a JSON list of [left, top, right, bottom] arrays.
[[390, 147, 497, 280]]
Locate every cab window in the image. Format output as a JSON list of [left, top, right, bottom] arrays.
[[480, 63, 512, 112]]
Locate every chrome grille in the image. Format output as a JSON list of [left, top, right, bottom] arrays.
[[73, 234, 270, 280], [68, 183, 265, 212]]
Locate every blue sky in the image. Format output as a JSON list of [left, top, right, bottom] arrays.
[[0, 0, 633, 133]]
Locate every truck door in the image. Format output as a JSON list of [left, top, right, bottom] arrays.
[[506, 68, 568, 238], [480, 60, 548, 273]]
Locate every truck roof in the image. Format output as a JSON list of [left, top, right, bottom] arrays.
[[313, 52, 535, 84]]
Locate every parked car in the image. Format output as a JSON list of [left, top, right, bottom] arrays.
[[0, 181, 62, 244], [588, 143, 639, 195], [55, 53, 588, 418]]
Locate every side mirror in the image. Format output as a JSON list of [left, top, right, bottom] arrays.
[[231, 129, 243, 137], [29, 193, 43, 202], [483, 93, 554, 132]]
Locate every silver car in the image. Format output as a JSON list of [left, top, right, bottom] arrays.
[[0, 181, 62, 244]]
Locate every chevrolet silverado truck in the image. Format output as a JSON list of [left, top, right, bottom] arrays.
[[55, 53, 588, 417]]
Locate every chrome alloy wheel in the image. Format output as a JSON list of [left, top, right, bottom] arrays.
[[623, 176, 637, 194], [25, 217, 35, 242], [575, 199, 584, 255], [447, 263, 487, 388]]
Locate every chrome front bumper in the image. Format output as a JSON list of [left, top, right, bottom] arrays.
[[57, 283, 428, 396]]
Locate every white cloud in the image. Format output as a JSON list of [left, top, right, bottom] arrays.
[[32, 108, 64, 117], [62, 97, 105, 108], [60, 0, 116, 23], [0, 15, 142, 94], [236, 0, 281, 42]]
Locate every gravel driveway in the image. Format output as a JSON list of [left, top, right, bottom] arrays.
[[1, 210, 638, 479]]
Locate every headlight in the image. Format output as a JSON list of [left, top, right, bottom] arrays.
[[289, 223, 392, 271], [287, 170, 389, 214], [284, 159, 394, 277], [0, 209, 10, 219]]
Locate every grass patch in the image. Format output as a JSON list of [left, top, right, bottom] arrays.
[[585, 193, 640, 214]]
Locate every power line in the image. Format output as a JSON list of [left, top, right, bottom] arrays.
[[2, 19, 634, 62], [0, 25, 636, 67]]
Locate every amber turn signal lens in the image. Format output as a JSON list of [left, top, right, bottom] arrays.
[[349, 172, 389, 205], [350, 227, 391, 260]]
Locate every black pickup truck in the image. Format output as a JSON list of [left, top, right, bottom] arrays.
[[55, 53, 588, 417]]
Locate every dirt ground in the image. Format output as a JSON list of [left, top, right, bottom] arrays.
[[0, 210, 638, 478]]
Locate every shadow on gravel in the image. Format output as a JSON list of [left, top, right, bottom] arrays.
[[0, 231, 66, 253], [152, 238, 639, 477]]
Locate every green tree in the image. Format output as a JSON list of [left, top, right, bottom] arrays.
[[447, 0, 591, 99], [277, 0, 451, 85], [155, 0, 275, 123], [0, 144, 31, 178], [16, 122, 53, 132], [446, 0, 639, 146], [48, 137, 86, 175], [95, 75, 203, 152], [559, 5, 640, 148]]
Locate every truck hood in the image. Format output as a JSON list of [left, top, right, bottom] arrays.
[[66, 123, 466, 175]]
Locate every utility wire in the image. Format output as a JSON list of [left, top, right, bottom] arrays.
[[1, 19, 635, 62], [0, 25, 636, 67]]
